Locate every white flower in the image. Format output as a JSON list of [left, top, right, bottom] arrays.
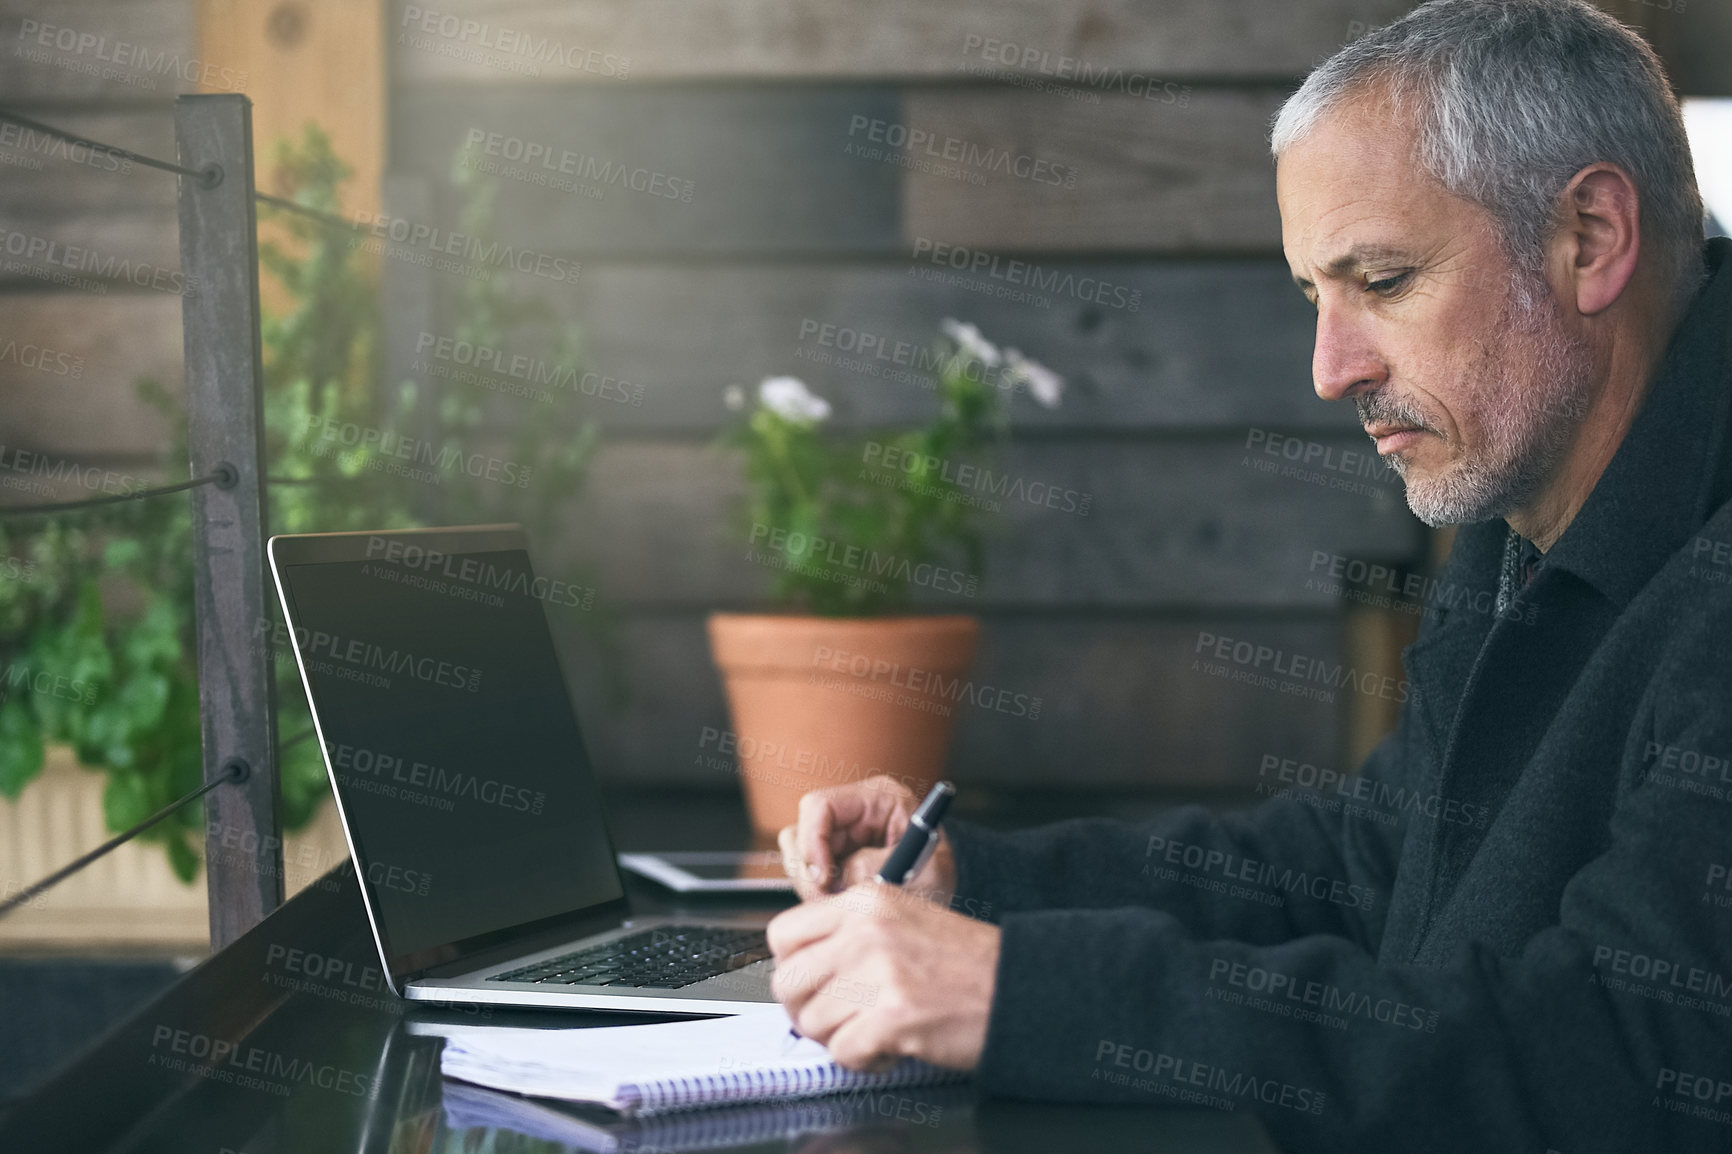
[[758, 376, 831, 423], [723, 384, 746, 412], [940, 317, 1003, 367], [1003, 348, 1065, 408]]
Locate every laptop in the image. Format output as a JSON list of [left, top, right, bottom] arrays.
[[267, 524, 778, 1014]]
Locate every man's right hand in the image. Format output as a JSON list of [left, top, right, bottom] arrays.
[[777, 775, 957, 905]]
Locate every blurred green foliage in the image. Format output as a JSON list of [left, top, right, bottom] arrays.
[[0, 125, 599, 881]]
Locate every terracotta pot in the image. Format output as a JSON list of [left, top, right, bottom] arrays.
[[707, 613, 981, 841]]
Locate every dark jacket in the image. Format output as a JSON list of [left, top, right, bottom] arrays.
[[949, 236, 1732, 1152]]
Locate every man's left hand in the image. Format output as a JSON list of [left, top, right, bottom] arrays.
[[766, 882, 1000, 1073]]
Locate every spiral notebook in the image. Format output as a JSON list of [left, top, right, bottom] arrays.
[[433, 1007, 966, 1116], [440, 1078, 971, 1151]]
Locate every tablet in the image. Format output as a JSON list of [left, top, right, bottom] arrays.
[[617, 851, 796, 893]]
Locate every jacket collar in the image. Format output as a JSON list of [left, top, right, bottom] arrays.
[[1540, 236, 1732, 609]]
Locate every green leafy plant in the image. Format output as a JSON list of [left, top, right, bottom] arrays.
[[0, 503, 204, 879], [725, 320, 1064, 616], [0, 124, 600, 881]]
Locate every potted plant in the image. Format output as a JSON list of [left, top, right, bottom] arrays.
[[710, 321, 1063, 839]]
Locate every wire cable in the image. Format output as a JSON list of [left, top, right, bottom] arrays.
[[0, 464, 235, 519], [255, 190, 366, 233], [0, 109, 365, 232], [0, 758, 250, 918], [0, 107, 217, 185]]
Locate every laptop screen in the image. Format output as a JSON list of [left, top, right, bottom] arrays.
[[273, 534, 625, 980]]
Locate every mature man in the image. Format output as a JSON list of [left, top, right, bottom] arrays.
[[766, 1, 1732, 1149]]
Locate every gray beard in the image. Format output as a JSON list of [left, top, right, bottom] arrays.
[[1357, 273, 1596, 527]]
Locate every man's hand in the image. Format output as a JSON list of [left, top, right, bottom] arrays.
[[767, 882, 999, 1072], [776, 776, 957, 904]]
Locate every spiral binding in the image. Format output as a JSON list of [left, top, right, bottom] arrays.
[[626, 1056, 960, 1115]]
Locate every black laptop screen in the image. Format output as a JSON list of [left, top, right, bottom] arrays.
[[276, 545, 624, 974]]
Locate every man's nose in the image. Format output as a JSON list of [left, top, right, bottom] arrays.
[[1312, 301, 1387, 403]]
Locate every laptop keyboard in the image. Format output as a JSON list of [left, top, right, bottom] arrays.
[[488, 926, 771, 990]]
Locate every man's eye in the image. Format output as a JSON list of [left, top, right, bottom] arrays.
[[1367, 272, 1412, 296]]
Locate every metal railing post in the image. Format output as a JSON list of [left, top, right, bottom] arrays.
[[175, 93, 282, 948]]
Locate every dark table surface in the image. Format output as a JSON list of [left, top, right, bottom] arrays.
[[0, 787, 1277, 1153]]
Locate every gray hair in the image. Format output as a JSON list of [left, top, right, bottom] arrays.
[[1271, 0, 1706, 320]]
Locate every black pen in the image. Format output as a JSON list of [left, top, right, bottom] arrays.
[[876, 781, 955, 886]]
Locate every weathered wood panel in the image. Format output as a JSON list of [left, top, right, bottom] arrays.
[[1601, 0, 1732, 96], [0, 293, 183, 458], [0, 0, 198, 103], [391, 85, 1284, 256], [901, 86, 1286, 252], [393, 84, 904, 257], [0, 110, 178, 215], [0, 210, 184, 292], [387, 0, 1719, 92], [553, 612, 1357, 789], [538, 438, 1419, 610], [0, 108, 183, 291], [198, 0, 388, 315], [388, 0, 1422, 84], [404, 258, 1340, 434], [198, 0, 385, 215]]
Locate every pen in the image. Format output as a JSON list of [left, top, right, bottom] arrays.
[[876, 781, 955, 886]]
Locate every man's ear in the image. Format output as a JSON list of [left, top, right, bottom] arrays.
[[1555, 162, 1643, 317]]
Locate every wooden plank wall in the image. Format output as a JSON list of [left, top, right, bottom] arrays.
[[0, 0, 387, 458], [0, 0, 195, 465], [13, 1, 1718, 793], [381, 0, 1437, 791]]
